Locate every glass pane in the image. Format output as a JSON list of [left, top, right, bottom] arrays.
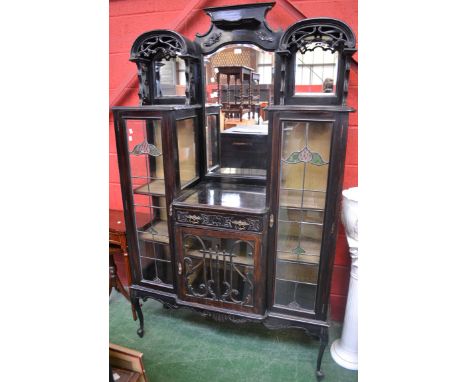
[[182, 234, 255, 306], [274, 279, 317, 311], [124, 118, 172, 288], [126, 119, 164, 180], [135, 206, 169, 244], [206, 114, 219, 170], [274, 120, 333, 312], [176, 118, 198, 187], [140, 255, 173, 285], [294, 45, 339, 95]]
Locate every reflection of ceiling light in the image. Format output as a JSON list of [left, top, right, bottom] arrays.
[[234, 48, 242, 54]]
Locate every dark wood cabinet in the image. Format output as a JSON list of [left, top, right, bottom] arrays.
[[113, 2, 356, 379]]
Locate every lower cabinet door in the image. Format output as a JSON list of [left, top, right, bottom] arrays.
[[175, 225, 264, 314]]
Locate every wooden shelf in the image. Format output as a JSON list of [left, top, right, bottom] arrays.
[[138, 221, 169, 244], [185, 249, 254, 266], [133, 179, 166, 196]]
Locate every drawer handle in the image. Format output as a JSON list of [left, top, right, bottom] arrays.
[[231, 141, 252, 146], [178, 262, 182, 275]]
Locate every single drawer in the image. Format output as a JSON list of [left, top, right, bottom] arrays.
[[174, 209, 265, 233]]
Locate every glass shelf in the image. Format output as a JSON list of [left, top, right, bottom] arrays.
[[279, 189, 326, 209], [277, 221, 323, 256], [274, 279, 317, 312], [137, 221, 169, 244], [277, 251, 320, 264], [210, 167, 267, 177], [275, 277, 317, 286], [133, 179, 166, 196], [279, 207, 324, 224], [276, 260, 319, 284]]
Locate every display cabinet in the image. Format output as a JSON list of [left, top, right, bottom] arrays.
[[113, 2, 356, 379]]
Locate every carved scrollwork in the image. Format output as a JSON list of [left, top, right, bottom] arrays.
[[287, 25, 349, 53], [231, 219, 250, 231], [186, 214, 202, 225], [136, 62, 150, 104], [176, 211, 262, 232], [255, 30, 274, 42], [202, 311, 250, 324], [280, 19, 356, 55], [134, 34, 183, 61], [203, 32, 222, 47]]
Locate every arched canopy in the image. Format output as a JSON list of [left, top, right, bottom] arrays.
[[279, 18, 356, 55], [130, 29, 200, 62]]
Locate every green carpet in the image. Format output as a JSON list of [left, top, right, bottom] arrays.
[[110, 291, 358, 382]]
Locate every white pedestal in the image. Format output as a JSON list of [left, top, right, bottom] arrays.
[[331, 187, 358, 370]]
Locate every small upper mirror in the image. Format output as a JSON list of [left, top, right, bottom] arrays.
[[294, 44, 339, 95], [154, 56, 186, 97]]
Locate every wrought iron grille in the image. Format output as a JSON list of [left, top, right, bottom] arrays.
[[182, 235, 254, 306]]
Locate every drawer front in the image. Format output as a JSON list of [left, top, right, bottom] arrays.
[[220, 134, 268, 169], [221, 134, 268, 153], [175, 209, 264, 233]]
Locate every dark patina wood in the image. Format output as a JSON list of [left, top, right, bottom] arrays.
[[112, 3, 356, 379]]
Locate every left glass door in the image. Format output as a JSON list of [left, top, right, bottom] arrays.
[[125, 118, 174, 288]]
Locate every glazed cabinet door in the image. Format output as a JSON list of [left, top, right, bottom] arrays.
[[175, 226, 265, 315], [117, 116, 175, 291], [272, 118, 334, 316]]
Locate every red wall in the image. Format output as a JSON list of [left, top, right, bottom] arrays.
[[109, 0, 358, 321]]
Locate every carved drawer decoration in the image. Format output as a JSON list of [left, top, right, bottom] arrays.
[[176, 210, 263, 232]]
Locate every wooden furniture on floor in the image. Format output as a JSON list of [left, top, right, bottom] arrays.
[[110, 343, 147, 382], [109, 209, 136, 320]]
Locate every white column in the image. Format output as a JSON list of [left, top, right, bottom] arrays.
[[331, 187, 358, 370]]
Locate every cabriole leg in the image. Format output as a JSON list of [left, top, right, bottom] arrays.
[[131, 297, 144, 338], [316, 327, 329, 380]]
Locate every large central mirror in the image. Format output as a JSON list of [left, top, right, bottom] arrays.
[[204, 44, 275, 180]]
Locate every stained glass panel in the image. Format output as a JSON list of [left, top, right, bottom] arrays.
[[274, 120, 333, 312]]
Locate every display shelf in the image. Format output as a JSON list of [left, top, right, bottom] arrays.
[[279, 189, 326, 209], [133, 179, 166, 196], [276, 260, 319, 284], [137, 221, 169, 243], [275, 277, 318, 286], [214, 167, 267, 176], [277, 251, 320, 264], [279, 206, 324, 225]]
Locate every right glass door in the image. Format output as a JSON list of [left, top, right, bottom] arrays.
[[274, 120, 333, 313]]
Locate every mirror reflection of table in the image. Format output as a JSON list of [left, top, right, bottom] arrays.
[[216, 66, 260, 121]]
